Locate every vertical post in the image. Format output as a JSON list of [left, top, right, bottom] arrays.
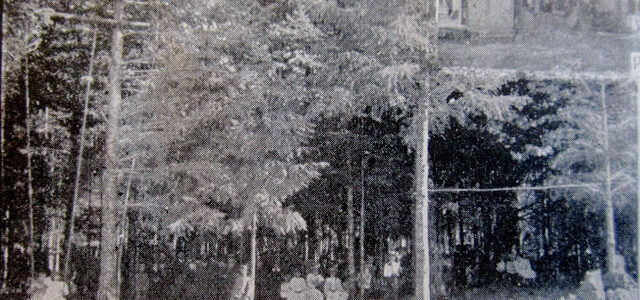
[[415, 100, 430, 300], [637, 75, 640, 299], [633, 52, 640, 293], [97, 1, 124, 299], [600, 82, 617, 274]]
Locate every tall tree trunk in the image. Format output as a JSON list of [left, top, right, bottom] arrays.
[[97, 2, 124, 299], [24, 56, 35, 281], [304, 233, 309, 262], [480, 205, 493, 280], [600, 82, 617, 274], [346, 185, 355, 290], [63, 28, 98, 283], [457, 206, 467, 286], [248, 212, 257, 300], [2, 210, 8, 289], [54, 219, 61, 275], [48, 217, 55, 273], [542, 196, 550, 258], [314, 213, 321, 265], [0, 1, 8, 287], [359, 157, 366, 300], [458, 205, 464, 247]]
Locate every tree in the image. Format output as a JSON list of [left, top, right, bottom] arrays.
[[122, 1, 327, 298], [546, 81, 637, 275], [1, 0, 56, 285], [2, 2, 113, 295]]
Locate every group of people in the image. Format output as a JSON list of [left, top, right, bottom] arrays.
[[28, 272, 69, 300], [280, 264, 348, 300]]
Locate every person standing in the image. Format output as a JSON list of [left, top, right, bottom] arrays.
[[230, 264, 251, 300], [357, 260, 373, 299], [383, 253, 401, 300]]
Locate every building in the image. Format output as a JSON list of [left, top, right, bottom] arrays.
[[435, 0, 639, 35]]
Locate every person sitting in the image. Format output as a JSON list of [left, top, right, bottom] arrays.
[[280, 274, 295, 299], [280, 269, 308, 300], [324, 267, 348, 300], [304, 263, 324, 300]]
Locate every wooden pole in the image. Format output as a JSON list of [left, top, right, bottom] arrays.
[[415, 99, 430, 300], [63, 28, 98, 282], [96, 1, 124, 298], [37, 10, 150, 28], [359, 156, 366, 300], [634, 67, 640, 294], [600, 82, 617, 274]]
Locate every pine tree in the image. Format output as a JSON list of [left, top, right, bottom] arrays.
[[546, 81, 636, 275], [123, 1, 326, 298]]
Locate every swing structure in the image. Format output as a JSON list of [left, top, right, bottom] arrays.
[[415, 61, 640, 299]]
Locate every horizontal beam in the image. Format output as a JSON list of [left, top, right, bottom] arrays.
[[429, 183, 600, 193], [36, 9, 151, 28], [441, 66, 632, 82]]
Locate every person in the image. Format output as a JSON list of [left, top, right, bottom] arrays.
[[383, 253, 401, 300], [323, 267, 348, 300], [135, 263, 150, 300], [229, 264, 252, 300], [280, 274, 295, 299], [305, 263, 324, 300], [28, 272, 50, 299], [306, 263, 325, 288], [357, 260, 373, 298], [29, 272, 69, 300], [288, 269, 309, 300]]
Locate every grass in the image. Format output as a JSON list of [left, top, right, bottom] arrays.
[[438, 30, 639, 75]]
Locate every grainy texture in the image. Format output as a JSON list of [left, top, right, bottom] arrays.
[[0, 1, 639, 299]]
